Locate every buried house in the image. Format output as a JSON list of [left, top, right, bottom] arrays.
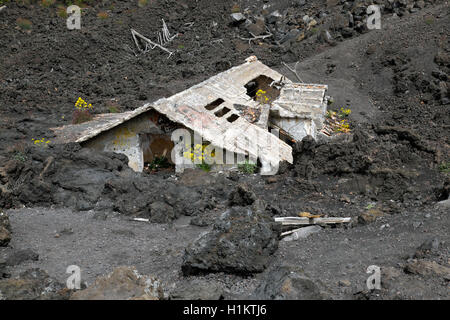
[[52, 56, 328, 174]]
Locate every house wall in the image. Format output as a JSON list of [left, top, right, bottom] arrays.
[[82, 112, 167, 172], [271, 117, 316, 141]]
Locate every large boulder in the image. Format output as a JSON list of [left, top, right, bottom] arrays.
[[228, 183, 257, 206], [150, 201, 176, 223], [169, 279, 223, 300], [5, 249, 39, 266], [0, 268, 70, 300], [252, 265, 327, 300], [70, 266, 164, 300], [182, 206, 281, 275], [0, 210, 11, 247]]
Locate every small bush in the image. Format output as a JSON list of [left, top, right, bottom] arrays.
[[106, 100, 121, 113], [339, 107, 351, 117], [14, 151, 27, 162], [72, 109, 93, 124], [32, 138, 51, 147], [16, 17, 32, 30], [56, 5, 68, 18], [148, 156, 171, 171], [41, 0, 55, 8], [439, 162, 450, 174], [424, 16, 434, 25], [108, 105, 120, 113], [238, 160, 257, 174], [138, 0, 148, 8], [97, 11, 108, 19], [196, 163, 211, 172], [231, 3, 240, 13]]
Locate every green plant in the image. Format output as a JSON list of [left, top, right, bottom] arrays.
[[255, 89, 269, 104], [326, 110, 351, 133], [339, 107, 352, 117], [32, 138, 51, 147], [16, 17, 32, 30], [439, 162, 450, 174], [138, 0, 148, 8], [56, 5, 68, 18], [148, 156, 170, 171], [97, 11, 108, 19], [424, 16, 434, 25], [41, 0, 56, 7], [106, 100, 121, 113], [14, 151, 27, 162], [238, 160, 257, 174], [196, 163, 211, 172], [326, 110, 336, 118], [75, 97, 92, 110], [336, 119, 350, 132], [108, 106, 120, 113], [231, 3, 240, 13], [183, 143, 215, 171]]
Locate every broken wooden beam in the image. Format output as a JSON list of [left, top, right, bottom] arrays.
[[275, 216, 351, 226]]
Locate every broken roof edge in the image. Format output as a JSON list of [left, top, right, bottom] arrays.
[[50, 103, 153, 144]]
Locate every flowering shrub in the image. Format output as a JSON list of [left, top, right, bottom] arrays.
[[325, 109, 351, 133], [339, 107, 352, 117], [255, 89, 269, 103], [337, 119, 350, 133], [75, 97, 93, 110], [32, 138, 51, 147], [73, 97, 93, 124], [183, 144, 215, 171]]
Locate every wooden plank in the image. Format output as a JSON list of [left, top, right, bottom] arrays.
[[275, 217, 351, 225]]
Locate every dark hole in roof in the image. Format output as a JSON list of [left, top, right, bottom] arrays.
[[204, 98, 224, 111], [214, 107, 231, 117], [227, 114, 239, 123]]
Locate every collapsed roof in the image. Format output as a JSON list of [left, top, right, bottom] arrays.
[[52, 56, 328, 171]]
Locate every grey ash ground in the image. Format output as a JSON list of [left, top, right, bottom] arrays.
[[0, 0, 449, 300]]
